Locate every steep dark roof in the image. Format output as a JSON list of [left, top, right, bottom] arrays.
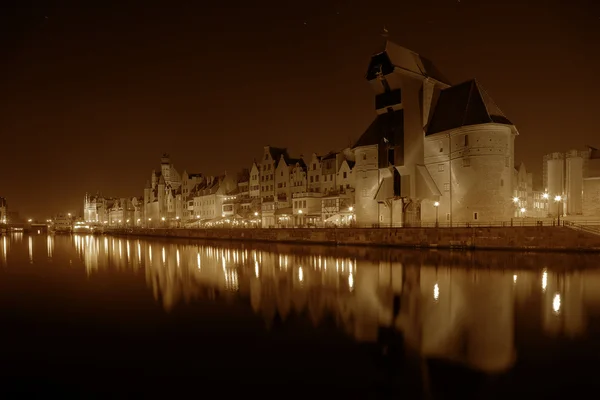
[[353, 109, 404, 149], [288, 157, 307, 169], [268, 147, 289, 161], [426, 80, 512, 136]]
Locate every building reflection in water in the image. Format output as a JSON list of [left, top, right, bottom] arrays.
[[44, 234, 600, 376]]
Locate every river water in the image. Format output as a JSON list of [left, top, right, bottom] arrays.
[[1, 232, 599, 398]]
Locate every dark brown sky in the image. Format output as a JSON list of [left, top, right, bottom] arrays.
[[1, 0, 599, 219]]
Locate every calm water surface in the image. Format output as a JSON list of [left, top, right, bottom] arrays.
[[1, 232, 600, 398]]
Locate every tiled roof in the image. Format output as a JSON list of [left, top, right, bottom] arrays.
[[426, 79, 512, 136], [353, 109, 404, 149]]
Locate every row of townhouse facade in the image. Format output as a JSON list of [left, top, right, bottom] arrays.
[[84, 148, 358, 228]]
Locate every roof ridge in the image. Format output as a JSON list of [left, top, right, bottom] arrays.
[[461, 80, 476, 127], [473, 79, 508, 119]]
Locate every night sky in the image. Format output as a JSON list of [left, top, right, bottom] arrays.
[[1, 0, 599, 219]]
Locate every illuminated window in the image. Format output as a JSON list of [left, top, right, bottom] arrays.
[[438, 164, 444, 172]]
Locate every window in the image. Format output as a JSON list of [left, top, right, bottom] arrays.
[[343, 172, 347, 179], [281, 171, 283, 177], [438, 164, 444, 172], [313, 163, 316, 170], [464, 135, 469, 147], [439, 141, 443, 153], [362, 189, 368, 197], [363, 153, 367, 161], [444, 183, 450, 191], [500, 179, 504, 187], [446, 213, 450, 221], [265, 154, 268, 160], [473, 212, 479, 221], [462, 158, 470, 167]]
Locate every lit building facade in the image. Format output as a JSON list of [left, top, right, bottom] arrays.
[[543, 147, 600, 218], [0, 197, 7, 224]]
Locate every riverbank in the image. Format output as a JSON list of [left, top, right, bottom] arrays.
[[102, 226, 600, 252]]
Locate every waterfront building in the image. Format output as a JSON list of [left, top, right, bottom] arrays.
[[143, 154, 184, 226], [352, 40, 518, 227], [292, 192, 322, 227], [321, 192, 355, 226], [0, 197, 7, 224], [423, 79, 517, 224], [84, 194, 117, 224], [543, 146, 600, 218], [512, 162, 534, 218], [336, 155, 356, 194], [107, 197, 142, 226], [249, 162, 261, 199], [181, 171, 204, 201], [190, 174, 237, 224], [306, 153, 322, 193]]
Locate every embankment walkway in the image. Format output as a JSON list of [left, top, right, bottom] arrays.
[[101, 226, 600, 252]]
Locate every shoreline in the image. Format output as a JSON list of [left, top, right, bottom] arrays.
[[100, 226, 600, 253]]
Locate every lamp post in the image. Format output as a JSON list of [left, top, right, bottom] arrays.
[[542, 192, 549, 217], [554, 195, 562, 226], [433, 201, 440, 227], [520, 207, 526, 218]]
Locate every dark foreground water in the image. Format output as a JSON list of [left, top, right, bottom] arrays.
[[1, 233, 600, 398]]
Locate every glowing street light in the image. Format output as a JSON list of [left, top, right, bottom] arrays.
[[433, 201, 440, 227], [512, 197, 519, 204], [254, 211, 259, 216], [554, 195, 563, 225], [28, 219, 32, 223], [348, 206, 354, 212], [542, 193, 549, 199]]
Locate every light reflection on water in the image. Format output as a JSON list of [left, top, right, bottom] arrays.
[[2, 233, 600, 383]]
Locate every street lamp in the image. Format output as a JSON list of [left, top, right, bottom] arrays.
[[554, 195, 562, 225], [349, 206, 354, 212], [433, 201, 440, 227], [520, 207, 526, 217]]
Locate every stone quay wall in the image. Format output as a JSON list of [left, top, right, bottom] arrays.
[[103, 226, 600, 252]]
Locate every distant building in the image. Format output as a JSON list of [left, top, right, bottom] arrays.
[[543, 147, 600, 218], [0, 197, 7, 224], [190, 174, 237, 224], [143, 154, 183, 226]]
